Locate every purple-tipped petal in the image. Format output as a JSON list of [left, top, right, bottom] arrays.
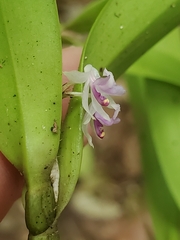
[[95, 75, 125, 96], [94, 112, 120, 126], [95, 76, 112, 91], [96, 84, 125, 96], [102, 85, 126, 96]]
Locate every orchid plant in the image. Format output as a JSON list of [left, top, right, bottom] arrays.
[[0, 0, 180, 240]]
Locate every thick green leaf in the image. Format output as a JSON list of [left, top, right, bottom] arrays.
[[79, 0, 180, 77], [0, 0, 62, 236], [0, 0, 62, 175], [127, 75, 180, 240]]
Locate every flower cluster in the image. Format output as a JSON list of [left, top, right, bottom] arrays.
[[64, 64, 125, 147]]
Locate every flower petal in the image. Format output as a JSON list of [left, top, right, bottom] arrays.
[[63, 71, 89, 84], [83, 103, 95, 125], [82, 115, 94, 147], [95, 75, 112, 88], [103, 68, 116, 87], [84, 64, 100, 80], [107, 95, 120, 120], [82, 80, 93, 117], [94, 111, 120, 126], [101, 85, 126, 96], [95, 76, 125, 96]]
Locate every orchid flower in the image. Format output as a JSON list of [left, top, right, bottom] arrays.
[[64, 64, 125, 147]]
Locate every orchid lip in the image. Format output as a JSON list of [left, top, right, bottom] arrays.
[[93, 116, 105, 139], [91, 85, 110, 106]]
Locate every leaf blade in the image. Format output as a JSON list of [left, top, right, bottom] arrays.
[[80, 0, 180, 77]]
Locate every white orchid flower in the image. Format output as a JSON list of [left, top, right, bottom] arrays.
[[64, 64, 125, 147]]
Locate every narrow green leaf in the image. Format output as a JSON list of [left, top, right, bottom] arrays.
[[63, 0, 108, 33], [145, 79, 180, 209], [128, 74, 180, 210], [57, 85, 84, 214]]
